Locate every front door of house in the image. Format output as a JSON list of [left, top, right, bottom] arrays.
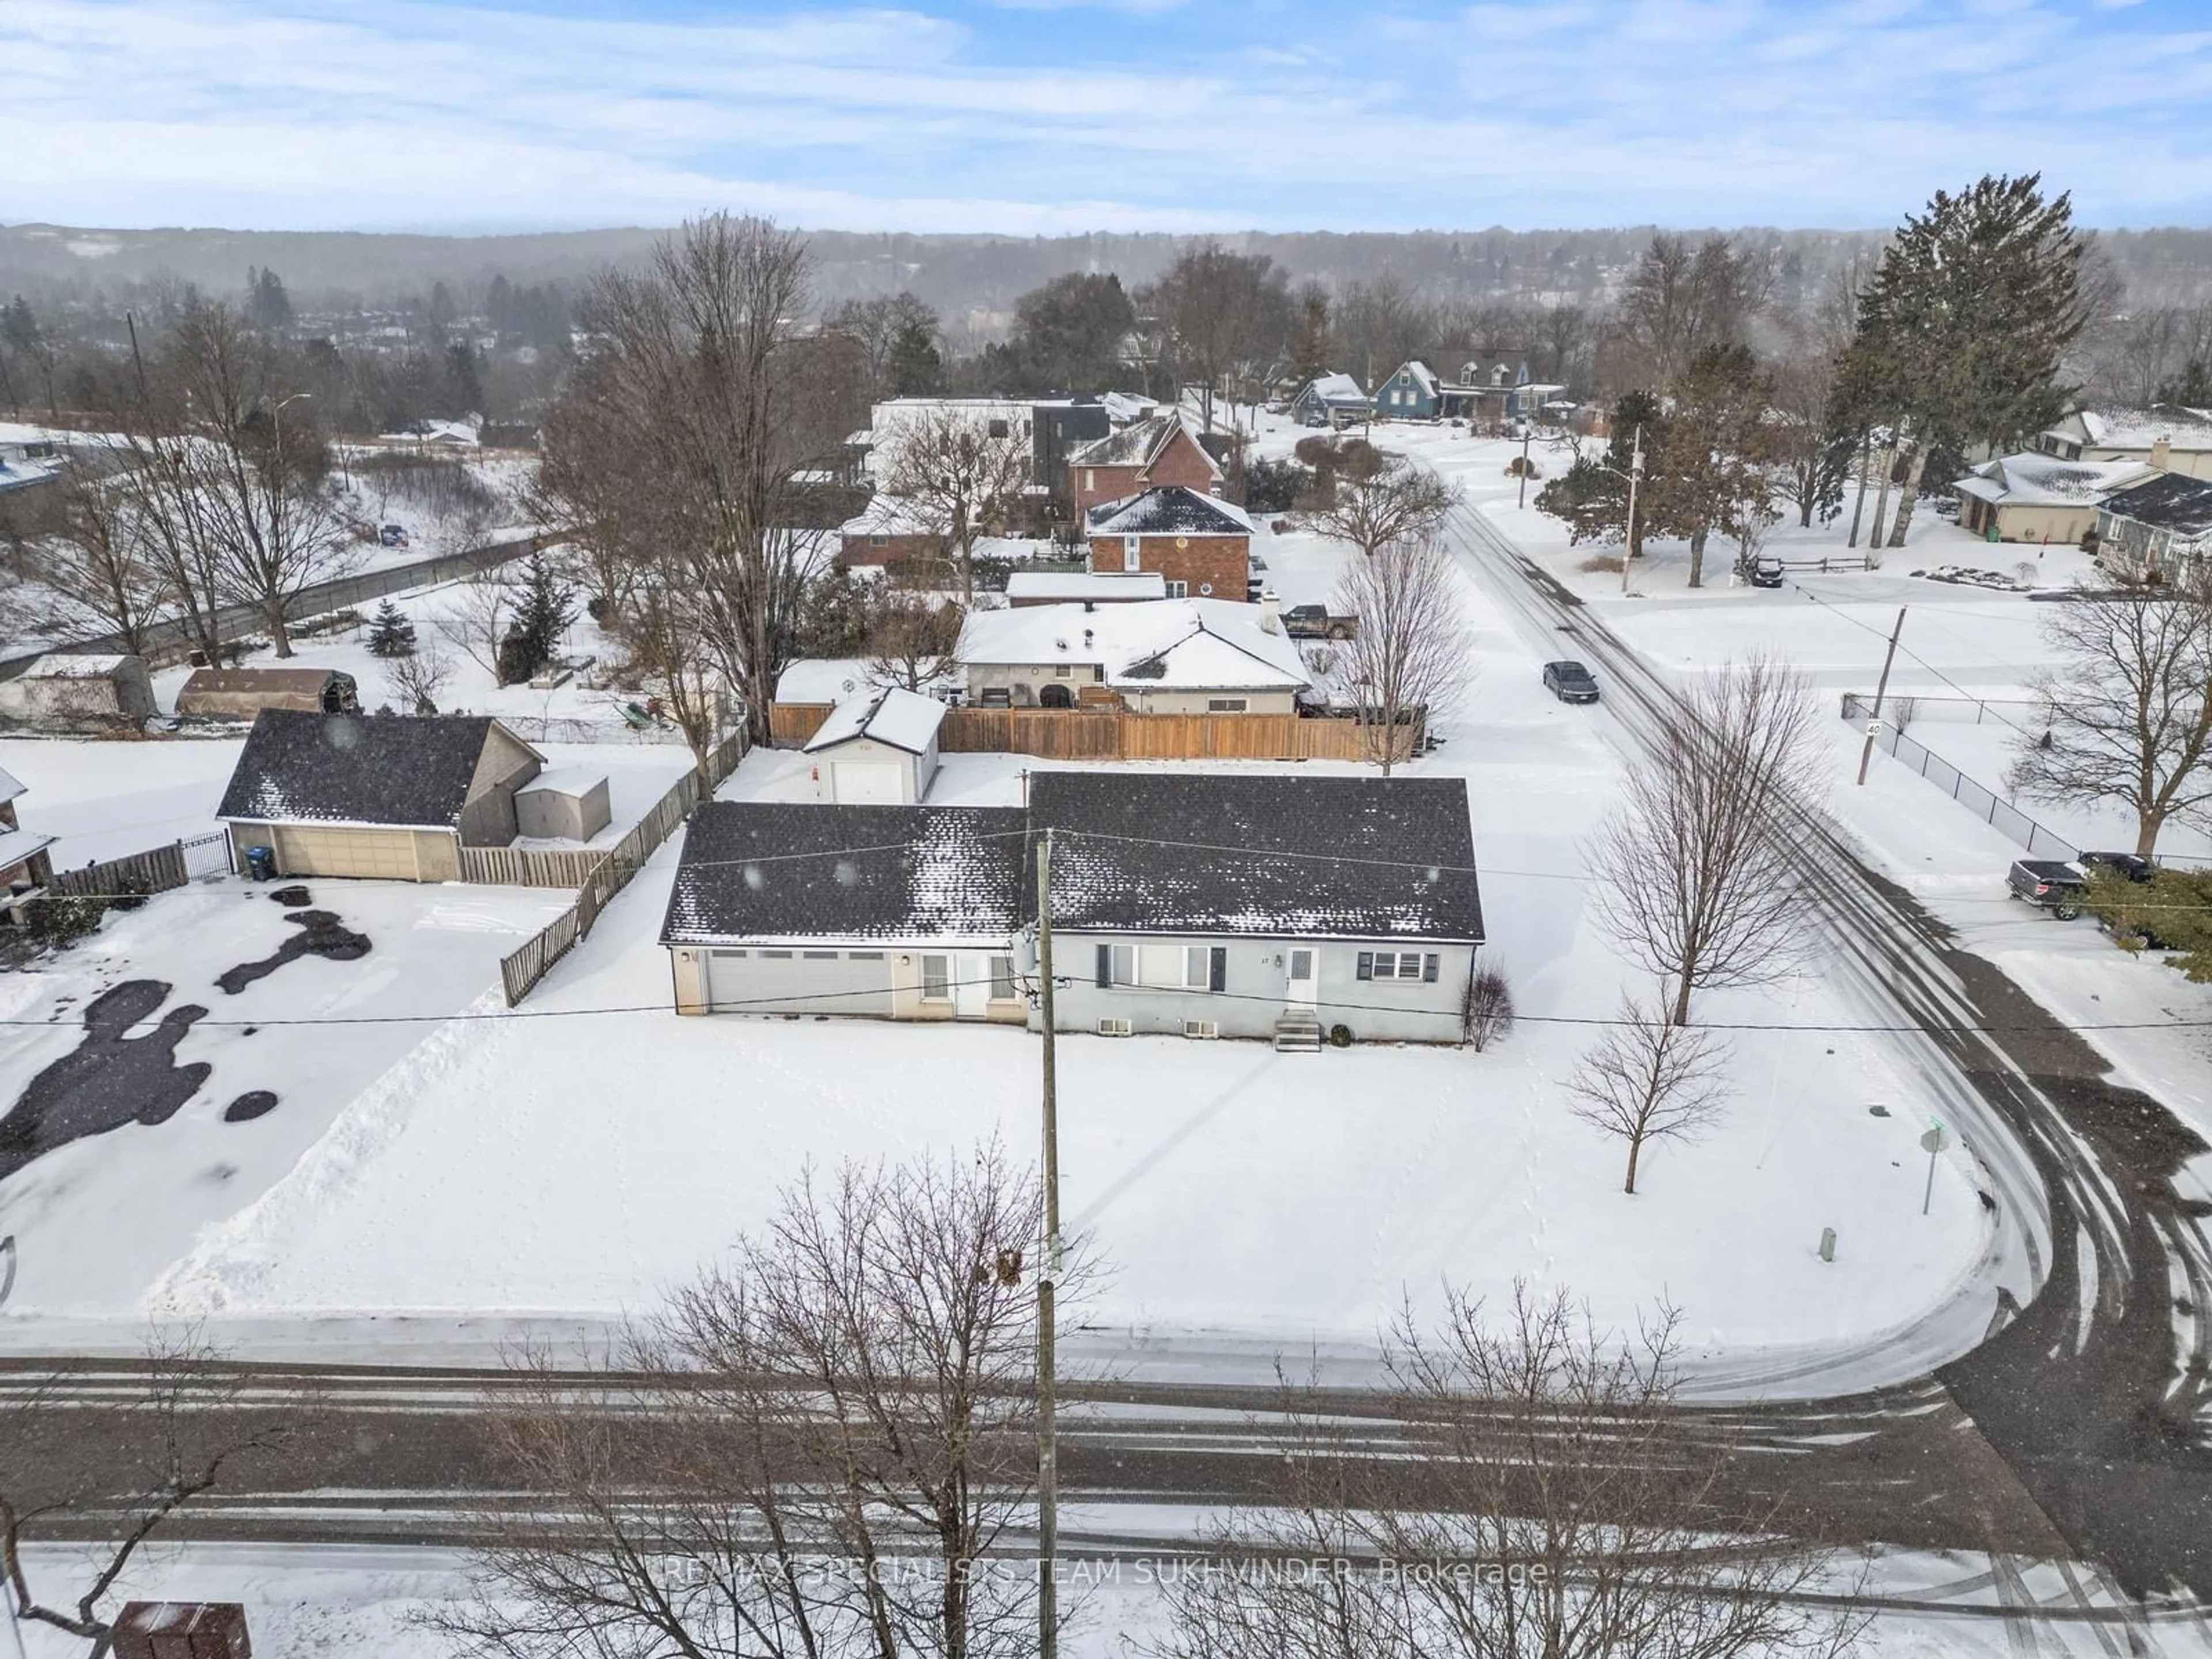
[[954, 953, 991, 1020], [1285, 948, 1317, 1009]]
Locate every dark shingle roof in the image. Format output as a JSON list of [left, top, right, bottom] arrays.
[[662, 803, 1029, 946], [217, 710, 503, 828], [1028, 772, 1482, 942], [1086, 486, 1253, 537], [2103, 471, 2212, 537]]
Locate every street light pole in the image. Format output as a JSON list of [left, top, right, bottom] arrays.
[[1516, 426, 1532, 510], [1855, 607, 1908, 787], [1620, 424, 1644, 597], [1035, 828, 1060, 1659]]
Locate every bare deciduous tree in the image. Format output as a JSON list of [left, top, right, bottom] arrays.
[[880, 405, 1031, 602], [1308, 451, 1461, 562], [24, 453, 174, 655], [1327, 536, 1472, 775], [1149, 1283, 1861, 1659], [1590, 656, 1825, 1025], [550, 214, 833, 747], [869, 592, 963, 693], [1568, 997, 1732, 1194], [1, 1328, 301, 1657], [437, 566, 514, 680], [384, 639, 455, 715], [435, 1141, 1080, 1659], [2009, 579, 2212, 857]]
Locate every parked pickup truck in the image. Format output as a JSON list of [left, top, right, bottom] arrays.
[[1284, 603, 1357, 640], [2006, 858, 2086, 919]]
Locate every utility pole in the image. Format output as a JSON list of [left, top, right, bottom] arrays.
[[1035, 828, 1060, 1659], [1516, 425, 1533, 510], [1855, 607, 1907, 786], [1620, 424, 1645, 597]]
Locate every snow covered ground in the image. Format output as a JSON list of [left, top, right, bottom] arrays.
[[0, 499, 2000, 1389], [9, 1534, 2202, 1659]]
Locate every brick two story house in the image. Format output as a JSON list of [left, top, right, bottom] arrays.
[[1084, 486, 1253, 600]]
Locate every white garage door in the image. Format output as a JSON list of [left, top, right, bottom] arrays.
[[831, 762, 906, 804], [706, 948, 895, 1017]]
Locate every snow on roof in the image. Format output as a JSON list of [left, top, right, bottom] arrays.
[[217, 710, 536, 829], [1099, 392, 1157, 424], [662, 802, 1028, 947], [2101, 471, 2212, 538], [803, 685, 948, 756], [378, 418, 480, 446], [1027, 772, 1483, 942], [1955, 452, 2156, 508], [20, 653, 137, 677], [0, 824, 55, 874], [2070, 407, 2212, 453], [841, 494, 943, 537], [0, 764, 24, 804], [1388, 361, 1440, 395], [960, 598, 1309, 692], [1299, 372, 1368, 406], [1085, 486, 1253, 537], [1066, 412, 1221, 480], [1003, 571, 1167, 603], [518, 766, 608, 799], [778, 658, 902, 703]]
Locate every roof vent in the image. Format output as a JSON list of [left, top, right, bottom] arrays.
[[1083, 628, 1094, 646]]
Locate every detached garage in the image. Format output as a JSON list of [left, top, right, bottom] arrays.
[[803, 686, 945, 805], [217, 710, 544, 882]]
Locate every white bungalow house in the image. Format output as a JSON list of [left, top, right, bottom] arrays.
[[957, 595, 1310, 713]]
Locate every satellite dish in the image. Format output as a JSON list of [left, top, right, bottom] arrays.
[[841, 678, 857, 694]]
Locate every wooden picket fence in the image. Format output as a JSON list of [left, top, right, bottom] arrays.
[[770, 702, 1417, 764], [496, 729, 748, 1006], [457, 844, 608, 888], [50, 842, 189, 902]]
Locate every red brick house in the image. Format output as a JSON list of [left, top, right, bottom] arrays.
[[1085, 487, 1253, 600], [1068, 413, 1224, 513]]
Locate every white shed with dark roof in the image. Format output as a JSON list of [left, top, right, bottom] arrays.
[[216, 710, 544, 881]]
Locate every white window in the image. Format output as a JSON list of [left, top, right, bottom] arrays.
[[1207, 698, 1248, 713], [921, 954, 951, 1001], [1123, 535, 1142, 571], [990, 955, 1017, 1001], [1164, 580, 1189, 599], [1357, 951, 1440, 982], [1054, 663, 1073, 677]]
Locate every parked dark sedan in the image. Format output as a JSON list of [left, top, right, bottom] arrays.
[[1543, 660, 1600, 703]]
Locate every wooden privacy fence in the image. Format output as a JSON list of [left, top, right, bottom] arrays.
[[457, 845, 607, 888], [51, 842, 189, 901], [496, 729, 748, 1005], [770, 702, 1418, 764]]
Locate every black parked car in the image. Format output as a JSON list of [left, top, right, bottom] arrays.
[[2078, 850, 2154, 883], [2006, 858, 2085, 919], [1543, 660, 1600, 703]]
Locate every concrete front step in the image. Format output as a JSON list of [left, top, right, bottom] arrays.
[[1273, 1012, 1324, 1053]]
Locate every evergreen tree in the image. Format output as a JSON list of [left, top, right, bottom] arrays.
[[1007, 271, 1135, 393], [366, 599, 418, 658], [1536, 390, 1665, 556], [1843, 174, 2087, 547], [497, 555, 578, 685], [885, 316, 944, 396], [246, 266, 293, 329], [1286, 286, 1333, 391], [445, 342, 485, 416]]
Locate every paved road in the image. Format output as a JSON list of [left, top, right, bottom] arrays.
[[1446, 503, 2212, 1600], [0, 533, 541, 679]]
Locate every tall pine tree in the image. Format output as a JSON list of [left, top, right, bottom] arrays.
[[366, 599, 417, 658], [1844, 175, 2088, 548]]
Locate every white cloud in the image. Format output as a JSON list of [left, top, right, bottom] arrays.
[[2, 0, 2207, 232]]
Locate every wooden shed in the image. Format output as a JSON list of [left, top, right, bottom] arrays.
[[177, 666, 359, 719]]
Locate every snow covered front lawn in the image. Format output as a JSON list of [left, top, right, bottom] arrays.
[[0, 877, 569, 1319]]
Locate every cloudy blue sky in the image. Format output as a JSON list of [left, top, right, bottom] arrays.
[[5, 0, 2210, 233]]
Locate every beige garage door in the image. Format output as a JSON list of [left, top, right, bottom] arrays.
[[274, 824, 422, 880]]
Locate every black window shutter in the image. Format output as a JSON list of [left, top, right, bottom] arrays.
[[1095, 944, 1112, 988], [1209, 946, 1226, 992], [1423, 953, 1440, 983], [1356, 952, 1374, 981]]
